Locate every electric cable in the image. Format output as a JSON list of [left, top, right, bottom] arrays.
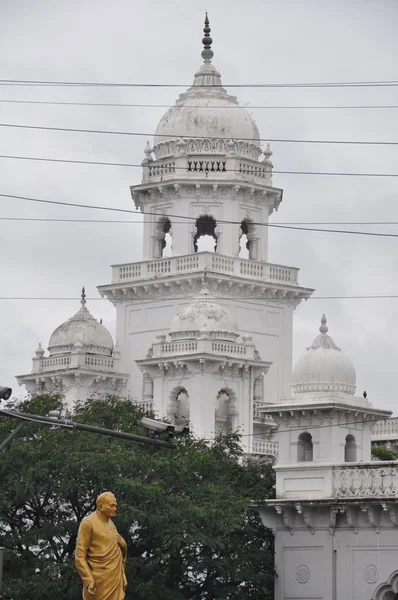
[[1, 99, 398, 110], [0, 153, 397, 177], [2, 218, 398, 226], [2, 192, 398, 239], [2, 78, 398, 88], [0, 122, 397, 146], [1, 295, 398, 301]]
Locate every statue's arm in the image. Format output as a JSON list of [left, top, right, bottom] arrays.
[[75, 519, 95, 590]]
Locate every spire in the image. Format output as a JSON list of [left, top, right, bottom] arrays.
[[201, 12, 213, 64], [81, 286, 86, 307], [319, 314, 328, 334]]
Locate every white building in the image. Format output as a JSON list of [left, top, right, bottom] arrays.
[[96, 16, 312, 439], [257, 316, 398, 600], [17, 289, 128, 408], [16, 16, 395, 463], [137, 275, 277, 452]]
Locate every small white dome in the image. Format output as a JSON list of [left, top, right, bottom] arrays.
[[48, 289, 114, 357], [292, 315, 356, 395], [170, 282, 239, 341]]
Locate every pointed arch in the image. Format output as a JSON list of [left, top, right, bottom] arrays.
[[193, 214, 218, 253], [154, 216, 172, 258], [239, 218, 258, 260], [344, 434, 357, 462], [297, 432, 313, 462], [168, 385, 190, 426]]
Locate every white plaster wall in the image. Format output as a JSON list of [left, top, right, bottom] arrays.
[[114, 296, 294, 405], [142, 192, 270, 260], [271, 518, 398, 600]]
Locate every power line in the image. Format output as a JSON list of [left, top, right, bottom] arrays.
[[0, 153, 397, 178], [1, 122, 397, 146], [204, 416, 392, 441], [2, 218, 398, 226], [1, 99, 398, 110], [2, 78, 398, 88], [1, 295, 398, 301], [2, 192, 398, 239]]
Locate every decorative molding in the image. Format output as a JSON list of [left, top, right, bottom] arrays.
[[334, 466, 398, 498], [296, 565, 310, 584], [364, 564, 379, 584]]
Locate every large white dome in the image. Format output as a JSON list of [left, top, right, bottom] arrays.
[[48, 289, 114, 356], [155, 93, 260, 148], [170, 282, 239, 341], [292, 315, 356, 395], [153, 16, 261, 154]]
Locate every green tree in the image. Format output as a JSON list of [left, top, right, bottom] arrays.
[[0, 395, 275, 600], [371, 444, 398, 461]]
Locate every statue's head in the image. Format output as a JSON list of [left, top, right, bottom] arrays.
[[96, 492, 117, 519]]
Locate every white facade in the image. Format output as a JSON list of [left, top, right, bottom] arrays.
[[97, 17, 313, 438], [17, 289, 128, 410], [136, 278, 276, 451], [257, 317, 397, 600]]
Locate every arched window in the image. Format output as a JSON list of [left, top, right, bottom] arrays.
[[154, 217, 172, 258], [345, 434, 357, 462], [239, 219, 258, 260], [194, 215, 217, 253], [297, 432, 313, 462], [175, 388, 190, 426], [215, 389, 231, 434]]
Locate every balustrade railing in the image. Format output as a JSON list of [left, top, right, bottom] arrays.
[[113, 252, 299, 286], [40, 357, 71, 371], [372, 418, 398, 438], [333, 463, 398, 498], [252, 440, 279, 456], [85, 357, 114, 370], [211, 342, 246, 356]]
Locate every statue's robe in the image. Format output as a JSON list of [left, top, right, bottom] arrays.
[[75, 512, 127, 600]]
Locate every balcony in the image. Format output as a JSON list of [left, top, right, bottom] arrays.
[[333, 462, 398, 498], [112, 252, 299, 286], [372, 417, 398, 440], [252, 440, 279, 456]]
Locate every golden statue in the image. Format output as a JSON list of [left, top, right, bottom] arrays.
[[75, 492, 127, 599]]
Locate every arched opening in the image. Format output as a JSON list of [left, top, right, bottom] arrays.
[[154, 217, 172, 258], [297, 432, 313, 462], [239, 219, 258, 260], [194, 215, 217, 253], [345, 434, 357, 462], [175, 388, 190, 426], [215, 389, 232, 434], [383, 592, 398, 600]]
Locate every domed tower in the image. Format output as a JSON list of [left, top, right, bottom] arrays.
[[98, 15, 313, 419], [17, 288, 128, 409], [137, 277, 276, 453]]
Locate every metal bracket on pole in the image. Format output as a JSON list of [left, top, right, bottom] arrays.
[[0, 409, 176, 449]]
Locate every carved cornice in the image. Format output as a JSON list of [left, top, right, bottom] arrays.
[[99, 272, 310, 308]]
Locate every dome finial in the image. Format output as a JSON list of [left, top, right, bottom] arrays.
[[319, 314, 328, 334], [81, 286, 86, 307], [201, 12, 214, 64]]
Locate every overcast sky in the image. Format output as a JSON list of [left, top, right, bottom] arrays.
[[1, 0, 398, 413]]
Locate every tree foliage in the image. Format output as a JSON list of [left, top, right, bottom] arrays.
[[0, 395, 275, 600], [371, 444, 398, 461]]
